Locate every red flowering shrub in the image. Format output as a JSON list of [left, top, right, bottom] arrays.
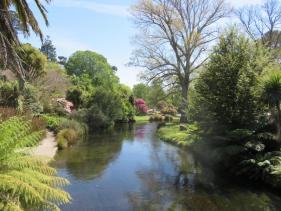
[[134, 98, 148, 114]]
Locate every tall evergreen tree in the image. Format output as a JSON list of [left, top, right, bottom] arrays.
[[40, 36, 57, 62], [194, 29, 271, 131]]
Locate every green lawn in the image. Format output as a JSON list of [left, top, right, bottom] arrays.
[[135, 115, 180, 123], [134, 115, 150, 122], [157, 123, 200, 147]]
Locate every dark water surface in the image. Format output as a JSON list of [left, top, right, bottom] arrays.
[[52, 123, 281, 211]]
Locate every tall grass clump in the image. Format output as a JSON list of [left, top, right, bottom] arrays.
[[57, 129, 79, 150]]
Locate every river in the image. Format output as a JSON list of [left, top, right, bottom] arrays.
[[51, 123, 281, 211]]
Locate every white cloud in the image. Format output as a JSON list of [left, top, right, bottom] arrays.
[[51, 0, 130, 17]]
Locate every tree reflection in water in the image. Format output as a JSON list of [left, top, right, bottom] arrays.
[[127, 130, 281, 211], [52, 124, 134, 181], [52, 123, 281, 211]]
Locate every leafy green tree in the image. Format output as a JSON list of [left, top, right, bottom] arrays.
[[17, 43, 47, 82], [260, 70, 281, 141], [40, 36, 57, 62], [66, 51, 136, 128], [69, 74, 95, 107], [81, 88, 123, 130], [118, 84, 135, 121], [194, 29, 271, 131], [21, 83, 43, 115], [147, 80, 165, 107], [133, 83, 150, 101], [65, 51, 118, 87], [0, 117, 71, 210]]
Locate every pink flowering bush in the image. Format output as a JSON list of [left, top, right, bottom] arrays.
[[134, 98, 148, 114]]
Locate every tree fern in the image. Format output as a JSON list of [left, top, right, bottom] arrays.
[[0, 117, 71, 210]]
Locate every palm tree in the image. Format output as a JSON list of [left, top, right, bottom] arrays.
[[260, 71, 281, 142], [0, 0, 50, 89]]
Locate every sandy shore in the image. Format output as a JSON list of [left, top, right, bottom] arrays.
[[30, 130, 58, 162]]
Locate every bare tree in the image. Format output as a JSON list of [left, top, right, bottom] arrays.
[[130, 0, 229, 124], [236, 0, 281, 49]]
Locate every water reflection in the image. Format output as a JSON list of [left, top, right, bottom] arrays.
[[52, 123, 281, 211], [53, 125, 134, 181]]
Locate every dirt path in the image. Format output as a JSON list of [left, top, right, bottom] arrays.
[[30, 130, 57, 162]]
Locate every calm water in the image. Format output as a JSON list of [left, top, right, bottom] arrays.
[[52, 123, 281, 211]]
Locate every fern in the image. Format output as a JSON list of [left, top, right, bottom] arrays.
[[0, 117, 71, 210]]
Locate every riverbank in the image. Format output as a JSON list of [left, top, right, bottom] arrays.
[[52, 122, 281, 211], [157, 123, 200, 147], [135, 115, 180, 123], [30, 130, 57, 162], [134, 115, 150, 122]]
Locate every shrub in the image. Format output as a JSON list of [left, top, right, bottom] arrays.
[[134, 98, 148, 114], [149, 113, 165, 122], [119, 99, 136, 122], [40, 114, 67, 132], [259, 70, 281, 142], [66, 88, 83, 108], [57, 129, 79, 150], [57, 136, 68, 150], [161, 106, 177, 116], [0, 107, 18, 121], [81, 106, 114, 130], [77, 88, 125, 130], [22, 83, 43, 115], [156, 100, 168, 110], [0, 81, 19, 107], [0, 81, 43, 115], [47, 100, 69, 116], [233, 151, 281, 187], [58, 119, 87, 137]]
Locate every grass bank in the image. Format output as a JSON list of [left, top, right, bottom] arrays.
[[157, 123, 200, 147], [135, 115, 181, 123], [135, 115, 150, 122]]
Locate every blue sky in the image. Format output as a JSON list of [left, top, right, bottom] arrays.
[[22, 0, 262, 87]]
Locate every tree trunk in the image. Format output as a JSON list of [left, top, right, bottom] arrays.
[[179, 83, 188, 124], [18, 76, 25, 92]]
